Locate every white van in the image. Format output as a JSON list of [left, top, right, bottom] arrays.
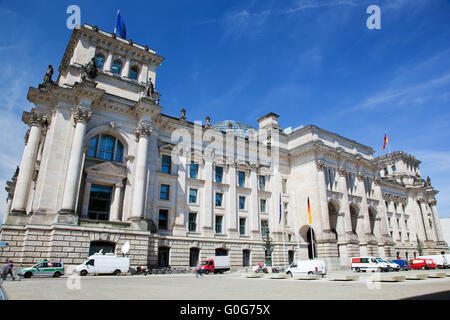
[[382, 258, 401, 271], [418, 255, 450, 269], [351, 257, 390, 272], [286, 260, 326, 277], [75, 253, 130, 276]]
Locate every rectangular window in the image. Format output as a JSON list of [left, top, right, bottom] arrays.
[[190, 162, 198, 179], [260, 199, 267, 213], [88, 185, 112, 221], [160, 184, 170, 200], [215, 193, 223, 207], [239, 218, 246, 236], [259, 175, 266, 191], [161, 155, 172, 174], [188, 212, 197, 232], [158, 209, 168, 230], [282, 179, 287, 194], [238, 171, 245, 187], [215, 166, 223, 183], [261, 220, 269, 237], [189, 189, 198, 204], [239, 196, 246, 210], [215, 216, 223, 234]]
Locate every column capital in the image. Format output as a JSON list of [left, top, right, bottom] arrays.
[[72, 106, 93, 124], [356, 172, 365, 181], [315, 160, 325, 171], [134, 120, 152, 139], [337, 166, 346, 176], [417, 197, 426, 203], [428, 199, 437, 206], [28, 109, 49, 127]]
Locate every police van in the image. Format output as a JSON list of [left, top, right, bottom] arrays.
[[19, 260, 65, 278]]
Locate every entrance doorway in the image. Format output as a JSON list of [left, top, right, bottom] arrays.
[[307, 227, 316, 259], [158, 247, 170, 267], [89, 241, 115, 256]]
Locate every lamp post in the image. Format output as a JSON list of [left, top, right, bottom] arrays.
[[262, 232, 273, 267]]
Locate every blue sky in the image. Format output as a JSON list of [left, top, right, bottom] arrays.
[[0, 0, 449, 223]]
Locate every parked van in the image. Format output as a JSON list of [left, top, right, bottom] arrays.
[[286, 260, 326, 277], [418, 255, 450, 269], [351, 257, 390, 272], [409, 259, 436, 270], [383, 259, 401, 271], [74, 253, 129, 276], [199, 256, 230, 274], [392, 259, 410, 271]]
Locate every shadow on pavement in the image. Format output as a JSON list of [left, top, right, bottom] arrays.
[[402, 290, 450, 300]]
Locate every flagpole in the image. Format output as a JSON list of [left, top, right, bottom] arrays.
[[310, 226, 315, 260]]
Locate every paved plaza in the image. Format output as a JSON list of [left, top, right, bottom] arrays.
[[2, 270, 450, 300]]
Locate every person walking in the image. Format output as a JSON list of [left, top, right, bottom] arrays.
[[2, 260, 15, 281], [195, 262, 203, 278]]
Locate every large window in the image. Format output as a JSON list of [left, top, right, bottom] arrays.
[[88, 134, 124, 162], [239, 218, 246, 236], [261, 219, 269, 237], [215, 166, 223, 183], [158, 209, 168, 230], [94, 54, 104, 68], [161, 155, 172, 174], [259, 175, 266, 191], [189, 189, 198, 204], [239, 196, 246, 210], [260, 199, 267, 213], [160, 184, 170, 200], [215, 216, 223, 234], [189, 212, 197, 232], [111, 60, 122, 74], [88, 185, 112, 221], [129, 66, 139, 80], [190, 162, 199, 179], [238, 171, 245, 187], [215, 193, 223, 207]]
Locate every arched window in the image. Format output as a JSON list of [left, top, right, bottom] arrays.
[[94, 54, 105, 68], [129, 66, 139, 80], [88, 134, 124, 162], [111, 60, 122, 74]]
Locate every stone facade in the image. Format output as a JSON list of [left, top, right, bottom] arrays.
[[0, 24, 447, 270]]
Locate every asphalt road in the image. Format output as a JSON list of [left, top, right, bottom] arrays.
[[2, 269, 450, 300]]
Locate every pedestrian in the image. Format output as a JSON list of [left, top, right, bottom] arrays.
[[195, 262, 203, 278], [2, 260, 15, 281]]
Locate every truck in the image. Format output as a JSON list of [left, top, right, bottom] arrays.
[[351, 256, 390, 272], [74, 253, 130, 276], [199, 256, 230, 274], [286, 260, 326, 277], [418, 255, 450, 269]]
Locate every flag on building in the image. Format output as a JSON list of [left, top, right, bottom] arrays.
[[114, 10, 127, 39], [382, 133, 388, 150], [307, 197, 312, 225]]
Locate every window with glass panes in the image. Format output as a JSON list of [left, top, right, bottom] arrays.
[[111, 60, 122, 74], [238, 171, 245, 187], [190, 162, 198, 179], [88, 134, 124, 162], [239, 196, 246, 210], [189, 189, 198, 204], [94, 54, 104, 68], [215, 166, 223, 183], [215, 193, 223, 207], [259, 175, 266, 191], [188, 212, 197, 232], [158, 209, 168, 230], [88, 185, 112, 221], [215, 216, 223, 234], [261, 220, 269, 236], [160, 184, 170, 200], [260, 199, 267, 212], [282, 179, 287, 194], [239, 218, 246, 235], [161, 155, 171, 174]]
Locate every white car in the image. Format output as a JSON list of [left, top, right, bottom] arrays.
[[286, 260, 326, 277], [383, 259, 401, 271]]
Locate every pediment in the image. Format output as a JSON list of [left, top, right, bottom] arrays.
[[85, 161, 127, 179]]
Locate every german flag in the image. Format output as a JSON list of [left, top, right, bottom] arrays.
[[382, 133, 388, 150], [307, 197, 312, 225]]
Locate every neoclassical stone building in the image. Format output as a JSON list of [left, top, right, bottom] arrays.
[[1, 24, 447, 270]]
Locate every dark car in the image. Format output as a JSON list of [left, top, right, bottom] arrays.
[[392, 259, 409, 271]]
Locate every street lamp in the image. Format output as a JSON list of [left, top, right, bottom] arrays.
[[261, 232, 273, 267]]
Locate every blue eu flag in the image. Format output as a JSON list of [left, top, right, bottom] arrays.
[[114, 10, 127, 39]]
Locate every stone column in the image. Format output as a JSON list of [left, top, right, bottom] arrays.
[[60, 107, 92, 213], [227, 162, 238, 236], [110, 183, 123, 221], [418, 197, 433, 241], [249, 165, 260, 238], [356, 173, 370, 256], [315, 160, 330, 238], [201, 156, 214, 236], [429, 199, 445, 243], [373, 179, 390, 242], [425, 201, 437, 242], [130, 120, 152, 220], [173, 148, 188, 236], [122, 57, 131, 78], [104, 52, 113, 72], [11, 111, 47, 213], [337, 167, 353, 238]]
